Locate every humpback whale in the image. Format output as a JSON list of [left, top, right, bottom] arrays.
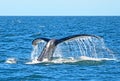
[[32, 34, 100, 61]]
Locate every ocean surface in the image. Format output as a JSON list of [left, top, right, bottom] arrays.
[[0, 16, 120, 81]]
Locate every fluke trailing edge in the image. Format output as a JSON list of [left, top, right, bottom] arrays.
[[32, 34, 100, 61]]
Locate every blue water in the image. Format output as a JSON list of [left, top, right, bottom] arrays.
[[0, 16, 120, 81]]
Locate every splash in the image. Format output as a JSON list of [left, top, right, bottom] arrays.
[[5, 58, 17, 64], [54, 36, 115, 60], [30, 36, 116, 64], [27, 41, 47, 64], [79, 56, 115, 61], [31, 41, 46, 61]]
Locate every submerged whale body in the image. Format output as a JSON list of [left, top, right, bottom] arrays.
[[32, 34, 101, 61]]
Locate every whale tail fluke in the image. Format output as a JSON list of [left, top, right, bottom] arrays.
[[32, 34, 100, 46], [32, 34, 103, 61]]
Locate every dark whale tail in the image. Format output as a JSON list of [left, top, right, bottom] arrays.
[[56, 34, 100, 44], [32, 34, 101, 61]]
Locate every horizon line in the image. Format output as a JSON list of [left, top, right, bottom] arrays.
[[0, 15, 120, 16]]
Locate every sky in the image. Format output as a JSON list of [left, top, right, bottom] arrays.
[[0, 0, 120, 16]]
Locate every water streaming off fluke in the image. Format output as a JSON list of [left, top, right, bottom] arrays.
[[31, 35, 115, 63]]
